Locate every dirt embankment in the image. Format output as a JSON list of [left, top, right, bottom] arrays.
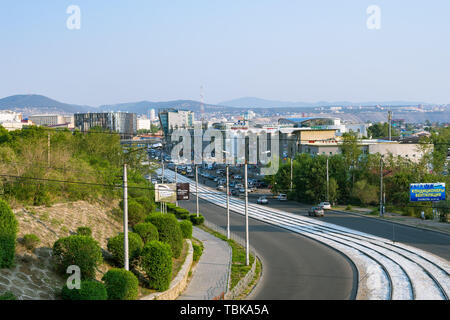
[[0, 200, 122, 300]]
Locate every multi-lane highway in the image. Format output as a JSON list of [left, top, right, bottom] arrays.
[[159, 169, 450, 300]]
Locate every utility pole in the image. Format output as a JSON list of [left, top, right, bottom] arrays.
[[388, 110, 393, 141], [175, 164, 178, 207], [380, 157, 383, 217], [326, 157, 329, 202], [244, 162, 249, 266], [195, 164, 199, 217], [290, 157, 293, 192], [47, 133, 51, 167], [123, 163, 129, 271], [226, 164, 230, 239]]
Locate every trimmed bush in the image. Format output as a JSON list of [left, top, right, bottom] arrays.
[[52, 235, 103, 279], [128, 200, 146, 227], [0, 199, 18, 268], [189, 214, 205, 226], [119, 199, 147, 226], [107, 232, 143, 267], [174, 207, 190, 220], [0, 292, 16, 300], [140, 241, 172, 291], [61, 280, 107, 300], [192, 243, 203, 262], [146, 213, 183, 258], [133, 222, 158, 244], [23, 234, 40, 250], [179, 220, 192, 239], [102, 268, 139, 300], [134, 196, 155, 213], [76, 226, 92, 237]]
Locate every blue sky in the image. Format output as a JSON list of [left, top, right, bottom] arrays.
[[1, 0, 449, 106]]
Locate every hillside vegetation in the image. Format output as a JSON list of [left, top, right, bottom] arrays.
[[0, 125, 153, 208]]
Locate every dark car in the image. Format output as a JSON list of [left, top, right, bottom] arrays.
[[308, 206, 324, 217]]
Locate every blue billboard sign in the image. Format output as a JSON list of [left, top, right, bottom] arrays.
[[410, 183, 446, 202]]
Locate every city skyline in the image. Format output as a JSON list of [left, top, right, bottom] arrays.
[[1, 1, 450, 106]]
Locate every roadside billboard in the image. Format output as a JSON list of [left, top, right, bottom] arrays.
[[410, 183, 446, 202], [176, 183, 190, 201], [155, 183, 177, 203]]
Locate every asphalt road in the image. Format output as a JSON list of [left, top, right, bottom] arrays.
[[194, 173, 450, 261], [180, 197, 357, 300], [254, 199, 450, 261]]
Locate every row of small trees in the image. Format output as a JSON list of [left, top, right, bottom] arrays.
[[268, 130, 449, 218]]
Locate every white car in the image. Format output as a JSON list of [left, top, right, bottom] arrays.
[[318, 202, 332, 210], [257, 196, 269, 204], [277, 194, 288, 201], [216, 185, 225, 191]]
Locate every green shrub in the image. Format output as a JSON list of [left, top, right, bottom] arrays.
[[134, 196, 155, 213], [174, 207, 190, 220], [133, 222, 158, 244], [102, 268, 139, 300], [189, 214, 205, 226], [345, 205, 353, 211], [140, 241, 172, 291], [127, 200, 146, 226], [107, 232, 143, 267], [0, 200, 18, 268], [23, 234, 40, 250], [146, 213, 183, 258], [119, 199, 147, 226], [76, 226, 92, 237], [0, 292, 16, 300], [179, 220, 192, 239], [61, 280, 107, 300], [52, 235, 103, 279], [192, 243, 203, 262]]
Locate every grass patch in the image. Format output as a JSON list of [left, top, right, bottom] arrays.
[[39, 212, 49, 221], [199, 225, 255, 290], [171, 240, 188, 281]]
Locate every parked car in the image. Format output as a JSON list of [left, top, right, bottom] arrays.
[[308, 206, 324, 217], [257, 196, 269, 205], [318, 202, 332, 210], [238, 188, 245, 193], [217, 185, 225, 191], [277, 194, 288, 201], [231, 189, 238, 196]]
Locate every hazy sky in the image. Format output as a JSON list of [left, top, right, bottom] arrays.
[[1, 0, 449, 106]]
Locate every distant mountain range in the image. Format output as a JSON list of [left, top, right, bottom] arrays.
[[218, 97, 428, 108], [0, 94, 227, 115], [0, 94, 432, 116], [0, 94, 91, 114]]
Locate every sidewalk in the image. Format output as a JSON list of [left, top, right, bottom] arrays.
[[177, 227, 231, 300], [335, 206, 450, 235]]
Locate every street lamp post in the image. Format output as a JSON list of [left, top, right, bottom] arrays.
[[380, 156, 384, 217], [195, 164, 199, 217], [123, 163, 129, 270], [244, 161, 249, 266], [175, 164, 178, 207], [223, 150, 231, 240]]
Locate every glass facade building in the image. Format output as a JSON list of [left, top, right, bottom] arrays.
[[74, 112, 137, 138]]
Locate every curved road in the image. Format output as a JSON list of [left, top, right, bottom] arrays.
[[163, 169, 449, 299], [180, 197, 357, 300]]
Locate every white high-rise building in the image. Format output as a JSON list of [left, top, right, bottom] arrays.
[[149, 109, 156, 121]]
